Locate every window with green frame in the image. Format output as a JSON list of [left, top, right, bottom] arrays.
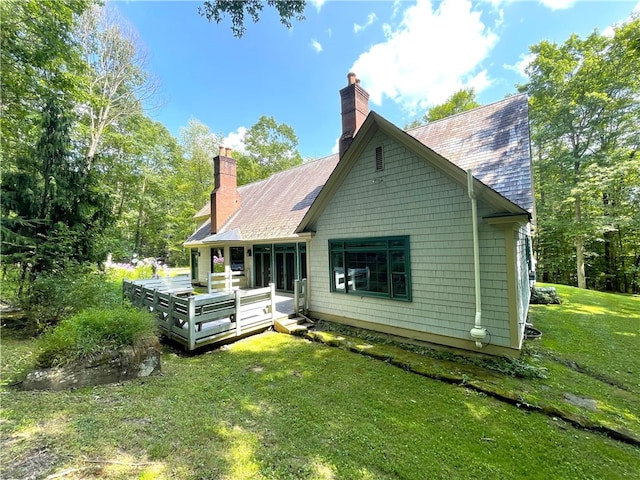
[[329, 236, 411, 301]]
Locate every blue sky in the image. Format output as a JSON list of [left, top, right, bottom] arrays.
[[114, 0, 639, 159]]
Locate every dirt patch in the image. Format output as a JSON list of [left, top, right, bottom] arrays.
[[2, 445, 58, 480]]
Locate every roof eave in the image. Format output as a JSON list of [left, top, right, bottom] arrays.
[[296, 111, 528, 232]]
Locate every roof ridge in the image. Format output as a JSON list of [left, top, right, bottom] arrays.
[[238, 153, 338, 191], [405, 92, 528, 132]]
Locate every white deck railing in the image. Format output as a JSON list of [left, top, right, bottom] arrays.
[[123, 276, 275, 351]]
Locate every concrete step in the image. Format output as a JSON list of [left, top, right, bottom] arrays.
[[274, 317, 310, 335]]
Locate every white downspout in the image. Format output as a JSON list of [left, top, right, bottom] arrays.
[[468, 170, 487, 348]]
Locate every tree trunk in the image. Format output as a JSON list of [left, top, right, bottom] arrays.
[[133, 176, 147, 254], [575, 197, 586, 289]]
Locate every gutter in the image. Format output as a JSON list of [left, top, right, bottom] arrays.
[[468, 170, 487, 348]]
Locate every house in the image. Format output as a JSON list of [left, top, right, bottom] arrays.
[[184, 73, 535, 356]]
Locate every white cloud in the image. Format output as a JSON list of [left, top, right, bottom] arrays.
[[351, 0, 498, 113], [354, 13, 378, 33], [330, 137, 339, 155], [326, 27, 333, 38], [603, 2, 639, 38], [310, 39, 323, 53], [223, 126, 247, 154], [309, 0, 326, 13], [503, 52, 535, 78], [538, 0, 577, 10]]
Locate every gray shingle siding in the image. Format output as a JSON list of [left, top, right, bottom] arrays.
[[309, 132, 513, 348]]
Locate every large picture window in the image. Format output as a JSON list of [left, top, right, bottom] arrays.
[[329, 236, 411, 301]]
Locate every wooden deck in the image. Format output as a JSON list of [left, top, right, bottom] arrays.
[[123, 275, 310, 351], [124, 277, 281, 350]]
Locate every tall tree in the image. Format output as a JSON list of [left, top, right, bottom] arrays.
[[425, 88, 480, 122], [95, 114, 178, 260], [1, 96, 112, 291], [199, 0, 305, 38], [523, 18, 640, 291], [405, 88, 480, 128], [0, 0, 90, 172], [177, 119, 221, 211], [235, 115, 303, 184], [75, 3, 158, 170]]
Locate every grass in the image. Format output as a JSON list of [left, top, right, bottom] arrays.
[[1, 284, 639, 479], [35, 306, 157, 368]]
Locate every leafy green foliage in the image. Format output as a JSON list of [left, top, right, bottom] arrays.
[[522, 18, 640, 291], [235, 115, 303, 185], [11, 266, 122, 333], [198, 0, 305, 38], [405, 88, 480, 128], [2, 97, 113, 285], [36, 306, 157, 368], [425, 87, 480, 122], [0, 0, 90, 165]]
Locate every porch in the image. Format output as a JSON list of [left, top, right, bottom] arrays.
[[123, 275, 308, 351]]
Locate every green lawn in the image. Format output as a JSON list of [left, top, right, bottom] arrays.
[[1, 285, 639, 479]]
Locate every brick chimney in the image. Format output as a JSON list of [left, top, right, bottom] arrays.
[[210, 147, 240, 234], [339, 72, 370, 158]]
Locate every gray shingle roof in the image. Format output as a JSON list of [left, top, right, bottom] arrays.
[[186, 154, 339, 244], [186, 94, 532, 245], [406, 93, 533, 212]]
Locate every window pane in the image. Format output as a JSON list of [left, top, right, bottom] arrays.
[[230, 247, 244, 272], [346, 240, 386, 249], [331, 252, 345, 291], [346, 251, 388, 294], [391, 251, 405, 272], [392, 273, 407, 297]]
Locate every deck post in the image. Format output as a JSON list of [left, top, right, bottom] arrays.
[[269, 283, 276, 321], [294, 279, 300, 315], [235, 290, 242, 336], [302, 278, 308, 313], [188, 296, 196, 351], [207, 272, 212, 294], [226, 266, 231, 292], [168, 294, 176, 340], [152, 289, 159, 313]]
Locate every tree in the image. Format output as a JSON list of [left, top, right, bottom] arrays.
[[0, 0, 90, 173], [75, 3, 158, 170], [522, 18, 640, 291], [426, 88, 480, 122], [1, 96, 112, 293], [235, 115, 303, 184], [198, 0, 305, 38], [404, 88, 480, 128], [177, 119, 221, 211]]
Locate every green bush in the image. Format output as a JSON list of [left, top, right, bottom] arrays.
[[17, 266, 123, 332], [36, 306, 157, 368]]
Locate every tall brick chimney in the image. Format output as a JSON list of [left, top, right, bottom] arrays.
[[339, 72, 370, 158], [210, 148, 240, 234]]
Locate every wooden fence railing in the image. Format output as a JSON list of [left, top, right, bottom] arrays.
[[294, 278, 308, 315], [123, 276, 275, 351], [207, 270, 244, 293]]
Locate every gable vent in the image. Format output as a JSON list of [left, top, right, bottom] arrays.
[[375, 146, 384, 171]]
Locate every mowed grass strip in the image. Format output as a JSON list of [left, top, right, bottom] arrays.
[[530, 283, 639, 393], [2, 328, 639, 479]]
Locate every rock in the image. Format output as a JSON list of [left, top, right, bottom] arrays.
[[18, 338, 162, 391], [563, 393, 599, 411], [530, 286, 561, 304]]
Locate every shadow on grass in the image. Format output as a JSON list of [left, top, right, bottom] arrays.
[[2, 331, 640, 480]]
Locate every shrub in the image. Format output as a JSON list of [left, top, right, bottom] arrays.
[[20, 266, 122, 332], [36, 306, 157, 368]]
